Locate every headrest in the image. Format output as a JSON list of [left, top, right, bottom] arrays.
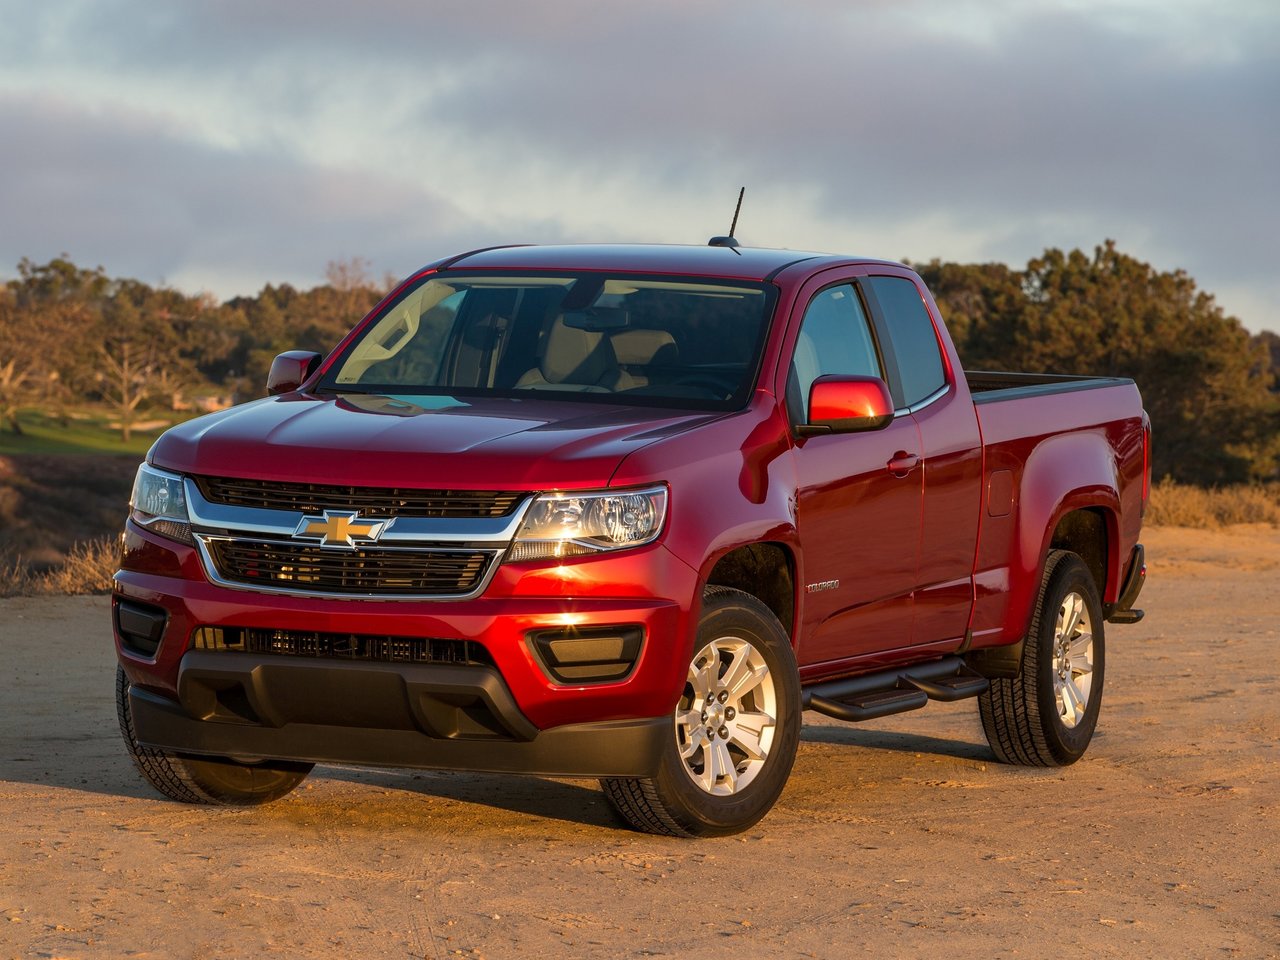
[[541, 317, 614, 384], [609, 329, 677, 366]]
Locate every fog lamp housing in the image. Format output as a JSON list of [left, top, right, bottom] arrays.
[[114, 597, 168, 659], [527, 625, 644, 684]]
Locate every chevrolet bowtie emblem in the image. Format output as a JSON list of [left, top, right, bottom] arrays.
[[293, 510, 390, 549]]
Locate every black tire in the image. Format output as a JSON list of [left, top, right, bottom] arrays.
[[979, 550, 1106, 766], [600, 586, 801, 837], [116, 666, 313, 805]]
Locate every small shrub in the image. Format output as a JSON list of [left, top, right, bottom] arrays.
[[0, 537, 118, 597], [0, 554, 26, 597], [1146, 479, 1280, 528]]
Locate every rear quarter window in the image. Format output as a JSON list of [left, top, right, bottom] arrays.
[[867, 276, 947, 407]]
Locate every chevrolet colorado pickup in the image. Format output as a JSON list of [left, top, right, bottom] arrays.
[[114, 241, 1149, 837]]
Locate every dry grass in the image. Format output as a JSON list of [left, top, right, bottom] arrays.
[[1146, 479, 1280, 528], [0, 537, 118, 597]]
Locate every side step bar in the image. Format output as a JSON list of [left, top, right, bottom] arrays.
[[802, 656, 990, 724]]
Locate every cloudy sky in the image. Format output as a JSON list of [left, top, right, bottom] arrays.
[[1, 0, 1276, 332]]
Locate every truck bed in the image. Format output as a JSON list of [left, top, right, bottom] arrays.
[[966, 370, 1136, 403], [965, 371, 1146, 649]]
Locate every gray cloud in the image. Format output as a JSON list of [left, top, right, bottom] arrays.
[[0, 0, 1275, 328], [0, 93, 575, 296], [404, 6, 1279, 277]]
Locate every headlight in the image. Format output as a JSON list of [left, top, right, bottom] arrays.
[[507, 486, 667, 562], [130, 463, 194, 544]]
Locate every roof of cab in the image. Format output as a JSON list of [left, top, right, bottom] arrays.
[[433, 243, 890, 282]]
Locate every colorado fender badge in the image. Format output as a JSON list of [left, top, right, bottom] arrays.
[[806, 579, 840, 594]]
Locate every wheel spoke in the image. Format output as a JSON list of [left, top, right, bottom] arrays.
[[697, 754, 716, 792], [1061, 676, 1086, 725], [728, 711, 774, 761], [699, 739, 720, 790], [680, 726, 706, 761], [705, 738, 736, 792], [689, 649, 718, 701], [675, 707, 701, 734], [1067, 631, 1093, 661], [722, 645, 768, 703], [1059, 594, 1083, 642]]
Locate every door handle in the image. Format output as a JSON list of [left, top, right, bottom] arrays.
[[887, 452, 920, 476]]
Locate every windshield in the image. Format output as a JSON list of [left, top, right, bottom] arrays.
[[320, 272, 776, 410]]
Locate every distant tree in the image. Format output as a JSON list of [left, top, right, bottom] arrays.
[[313, 257, 387, 339], [91, 280, 206, 442], [1253, 331, 1280, 391], [222, 264, 386, 397], [225, 283, 301, 397], [910, 259, 1025, 368], [3, 257, 112, 432], [0, 288, 33, 433], [922, 242, 1278, 484], [10, 256, 110, 306]]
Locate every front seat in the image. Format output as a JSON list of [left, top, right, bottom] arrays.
[[515, 317, 620, 391], [609, 329, 678, 390]]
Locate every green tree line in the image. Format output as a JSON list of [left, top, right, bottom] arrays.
[[0, 257, 387, 443], [1, 243, 1276, 483], [915, 241, 1277, 484]]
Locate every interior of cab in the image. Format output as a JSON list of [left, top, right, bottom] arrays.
[[327, 274, 772, 408]]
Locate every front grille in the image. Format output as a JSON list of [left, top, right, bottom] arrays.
[[193, 626, 494, 666], [194, 476, 525, 519], [205, 538, 495, 596]]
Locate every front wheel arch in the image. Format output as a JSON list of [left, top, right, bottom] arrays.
[[601, 585, 801, 837]]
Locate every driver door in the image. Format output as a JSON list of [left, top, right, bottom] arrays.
[[787, 277, 923, 668]]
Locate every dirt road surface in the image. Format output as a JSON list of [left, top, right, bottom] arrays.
[[2, 526, 1277, 959]]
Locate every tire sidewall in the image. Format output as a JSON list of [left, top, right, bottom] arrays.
[[181, 755, 314, 804], [117, 666, 312, 805], [651, 589, 801, 836], [1035, 557, 1106, 763]]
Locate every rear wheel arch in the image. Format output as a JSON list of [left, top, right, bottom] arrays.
[[979, 549, 1105, 766], [969, 504, 1117, 678], [1048, 507, 1114, 601]]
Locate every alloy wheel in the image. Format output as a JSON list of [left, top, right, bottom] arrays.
[[674, 635, 778, 795], [1052, 591, 1095, 728]]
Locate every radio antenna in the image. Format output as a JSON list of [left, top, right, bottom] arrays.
[[708, 188, 745, 252]]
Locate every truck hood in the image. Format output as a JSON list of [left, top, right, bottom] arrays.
[[150, 391, 720, 489]]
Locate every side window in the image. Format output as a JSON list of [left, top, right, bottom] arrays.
[[787, 284, 882, 422], [867, 276, 946, 407]]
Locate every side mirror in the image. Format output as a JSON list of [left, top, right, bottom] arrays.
[[266, 351, 322, 396], [798, 375, 895, 436]]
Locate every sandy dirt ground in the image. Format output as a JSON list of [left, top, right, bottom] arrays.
[[1, 525, 1277, 959]]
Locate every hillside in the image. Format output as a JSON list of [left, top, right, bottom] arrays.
[[0, 453, 136, 571]]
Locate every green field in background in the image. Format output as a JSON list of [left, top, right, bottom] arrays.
[[0, 408, 190, 456]]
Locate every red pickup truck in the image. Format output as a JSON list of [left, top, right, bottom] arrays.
[[114, 242, 1149, 837]]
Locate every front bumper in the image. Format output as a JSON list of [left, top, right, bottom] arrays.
[[114, 520, 699, 759], [127, 653, 669, 777]]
